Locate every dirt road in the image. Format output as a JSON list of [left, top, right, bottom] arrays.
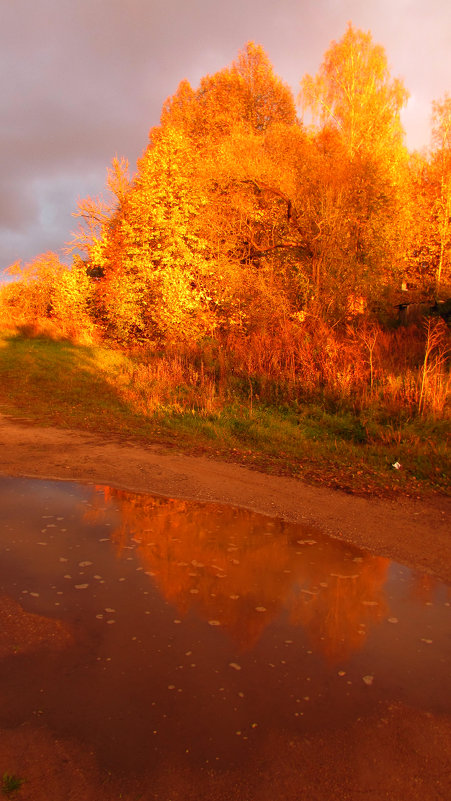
[[1, 414, 450, 582]]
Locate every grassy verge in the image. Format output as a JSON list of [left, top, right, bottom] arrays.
[[0, 329, 449, 498]]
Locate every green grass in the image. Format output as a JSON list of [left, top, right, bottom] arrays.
[[0, 330, 449, 498], [1, 774, 25, 796]]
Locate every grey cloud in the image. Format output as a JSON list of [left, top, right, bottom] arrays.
[[1, 0, 449, 269]]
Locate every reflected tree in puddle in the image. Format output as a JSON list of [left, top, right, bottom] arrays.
[[87, 486, 390, 661]]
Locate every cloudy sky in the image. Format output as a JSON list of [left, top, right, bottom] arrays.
[[1, 0, 450, 272]]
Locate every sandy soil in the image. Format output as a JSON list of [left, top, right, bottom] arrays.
[[0, 414, 450, 583], [0, 414, 450, 801]]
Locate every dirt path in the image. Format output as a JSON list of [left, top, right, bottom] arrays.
[[1, 414, 450, 583]]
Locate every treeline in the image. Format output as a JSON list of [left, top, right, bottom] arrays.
[[1, 24, 450, 419]]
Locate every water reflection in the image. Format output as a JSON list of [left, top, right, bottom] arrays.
[[88, 487, 389, 661], [0, 476, 450, 790]]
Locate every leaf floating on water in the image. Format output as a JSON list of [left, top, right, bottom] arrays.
[[29, 592, 39, 598], [388, 617, 399, 624], [362, 675, 374, 685], [229, 594, 240, 600], [174, 620, 182, 624], [229, 662, 242, 671], [208, 620, 221, 626], [421, 638, 433, 644], [330, 573, 359, 580], [75, 584, 89, 589], [37, 542, 47, 546], [106, 620, 115, 625], [362, 601, 378, 606], [78, 561, 93, 567], [255, 607, 267, 612], [63, 575, 72, 579], [338, 670, 346, 677], [59, 557, 68, 562]]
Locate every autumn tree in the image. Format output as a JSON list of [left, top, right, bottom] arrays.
[[298, 24, 410, 316], [300, 22, 408, 159], [89, 127, 217, 343], [1, 252, 94, 341], [430, 94, 451, 290], [161, 41, 296, 143]]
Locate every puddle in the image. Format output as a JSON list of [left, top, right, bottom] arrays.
[[0, 476, 450, 796]]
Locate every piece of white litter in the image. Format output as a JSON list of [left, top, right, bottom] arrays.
[[362, 675, 374, 685]]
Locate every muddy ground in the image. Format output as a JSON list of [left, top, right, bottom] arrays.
[[0, 414, 450, 801]]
